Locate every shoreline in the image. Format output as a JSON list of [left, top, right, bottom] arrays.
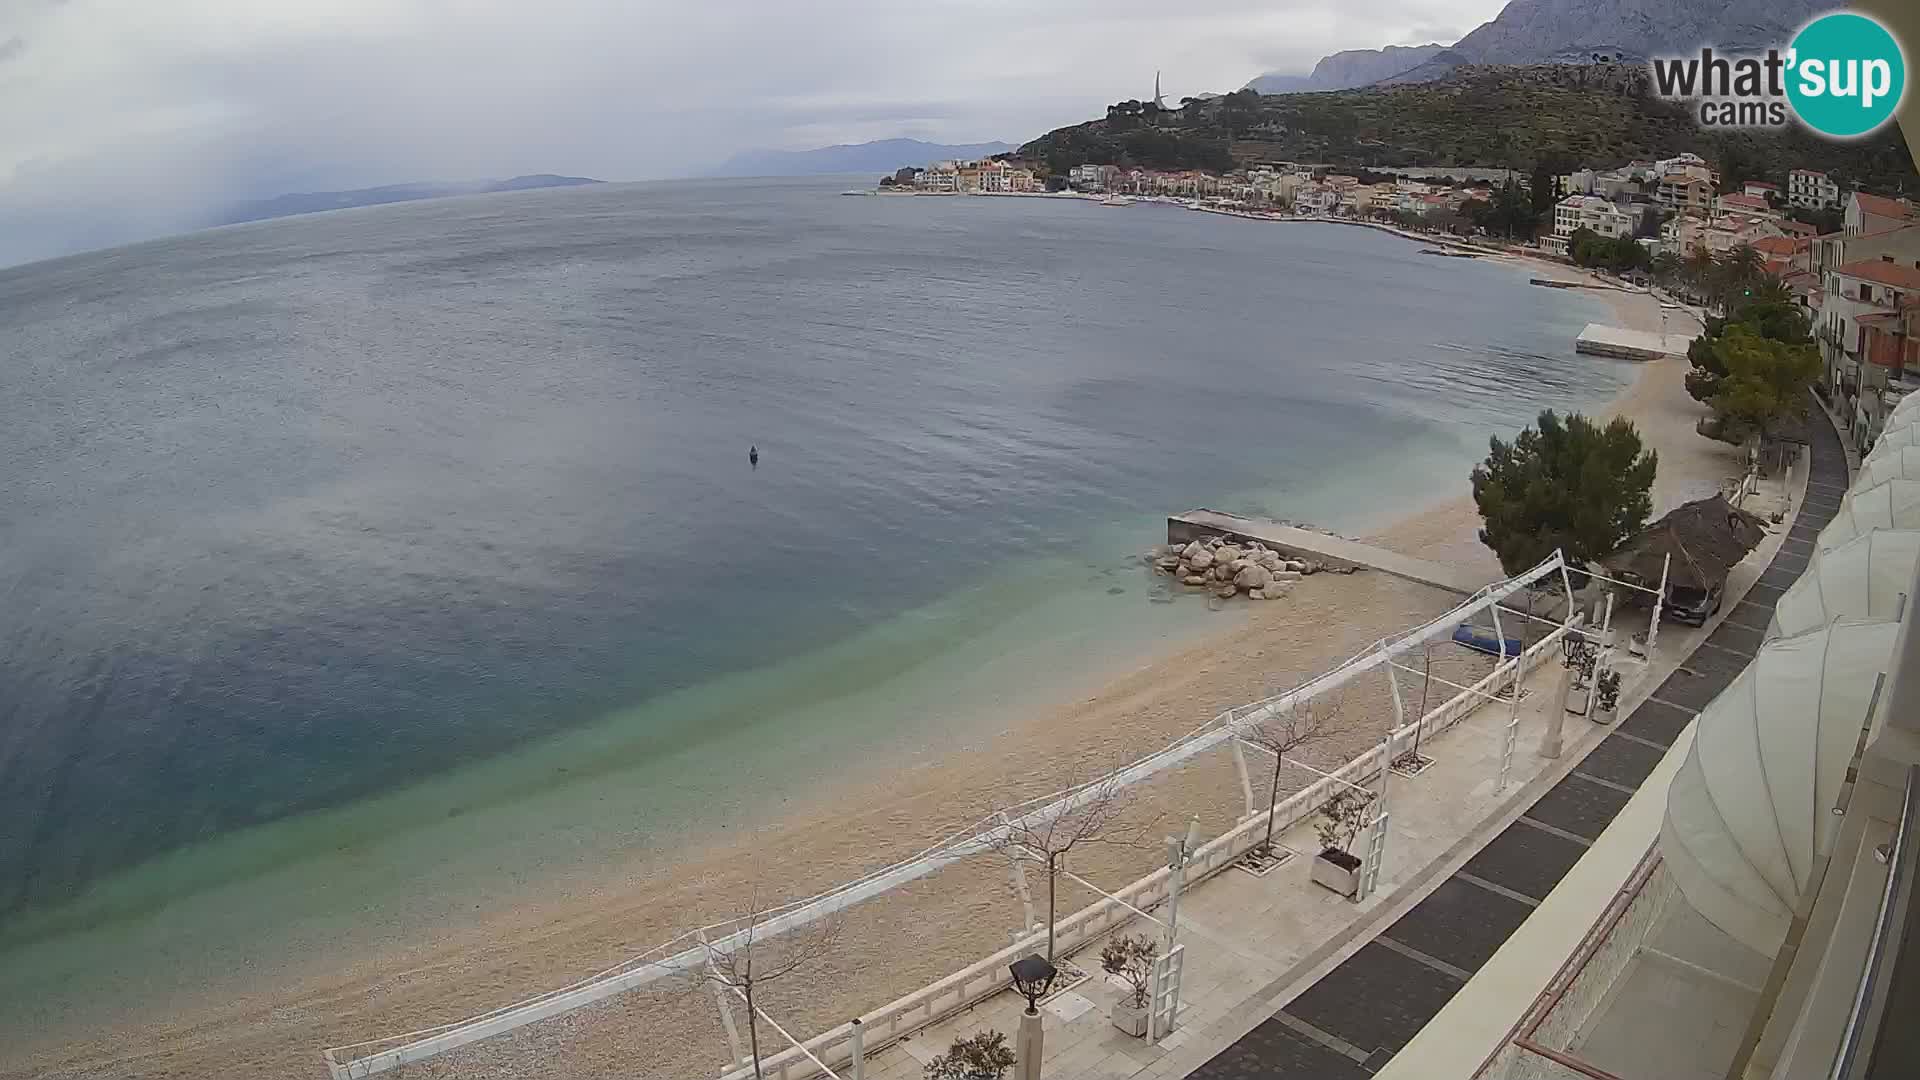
[[2, 222, 1728, 1080]]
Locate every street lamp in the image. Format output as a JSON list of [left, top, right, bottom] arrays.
[[1008, 954, 1057, 1080]]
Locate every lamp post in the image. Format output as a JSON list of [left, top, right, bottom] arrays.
[[1009, 954, 1058, 1080]]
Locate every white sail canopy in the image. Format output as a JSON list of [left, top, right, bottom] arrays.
[[1661, 619, 1898, 955], [1817, 478, 1920, 551], [1851, 445, 1920, 491], [1769, 531, 1920, 639], [1866, 417, 1920, 463]]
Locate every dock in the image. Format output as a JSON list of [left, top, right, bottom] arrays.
[[1574, 322, 1689, 361], [1167, 509, 1490, 596]]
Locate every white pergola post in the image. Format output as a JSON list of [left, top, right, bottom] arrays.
[[1001, 814, 1039, 942], [1232, 739, 1257, 820], [1491, 604, 1522, 789], [849, 1018, 864, 1080], [1602, 590, 1616, 642], [699, 938, 747, 1071], [1647, 553, 1670, 653]]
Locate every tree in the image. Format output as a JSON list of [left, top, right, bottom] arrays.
[[690, 896, 841, 1080], [1682, 246, 1717, 301], [1471, 410, 1658, 576], [1649, 251, 1682, 285], [926, 1031, 1017, 1080], [986, 770, 1153, 962], [1099, 934, 1159, 1010], [1233, 691, 1340, 858], [1685, 276, 1810, 403], [1707, 324, 1821, 445]]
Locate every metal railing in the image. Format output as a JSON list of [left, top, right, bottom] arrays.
[[1830, 763, 1919, 1080], [323, 552, 1574, 1078]]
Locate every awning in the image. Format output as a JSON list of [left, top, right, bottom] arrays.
[[1854, 445, 1920, 492], [1818, 478, 1920, 551], [1662, 619, 1900, 954], [1769, 530, 1920, 639]]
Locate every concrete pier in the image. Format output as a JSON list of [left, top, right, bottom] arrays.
[[1168, 508, 1490, 596]]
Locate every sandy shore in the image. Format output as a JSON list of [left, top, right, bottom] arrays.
[[5, 255, 1738, 1080]]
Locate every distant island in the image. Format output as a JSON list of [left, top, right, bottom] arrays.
[[212, 174, 603, 226], [702, 138, 1016, 178]]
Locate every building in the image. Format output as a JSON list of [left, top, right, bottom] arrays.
[[1849, 191, 1919, 236], [916, 161, 958, 192], [1067, 164, 1119, 192], [1742, 179, 1781, 201], [1545, 195, 1634, 255], [1657, 175, 1716, 216], [1790, 167, 1841, 209], [1716, 192, 1778, 218], [1821, 256, 1920, 442]]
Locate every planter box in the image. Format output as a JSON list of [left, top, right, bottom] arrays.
[[1111, 998, 1150, 1037], [1310, 848, 1361, 898]]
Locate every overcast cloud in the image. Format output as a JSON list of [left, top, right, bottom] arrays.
[[0, 0, 1502, 265]]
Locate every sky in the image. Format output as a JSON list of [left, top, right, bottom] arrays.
[[0, 0, 1505, 265]]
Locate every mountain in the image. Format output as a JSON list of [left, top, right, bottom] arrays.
[[703, 138, 1016, 178], [1246, 44, 1448, 94], [1021, 64, 1916, 195], [213, 175, 602, 226], [1246, 0, 1826, 93]]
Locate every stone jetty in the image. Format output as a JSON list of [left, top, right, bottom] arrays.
[[1147, 534, 1323, 601]]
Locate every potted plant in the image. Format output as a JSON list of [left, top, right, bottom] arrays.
[[1099, 934, 1158, 1036], [1309, 788, 1375, 898], [925, 1030, 1017, 1080], [1593, 668, 1622, 724]]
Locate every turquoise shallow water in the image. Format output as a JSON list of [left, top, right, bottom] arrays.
[[0, 178, 1627, 1025]]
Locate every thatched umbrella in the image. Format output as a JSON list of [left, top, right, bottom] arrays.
[[1602, 494, 1768, 601]]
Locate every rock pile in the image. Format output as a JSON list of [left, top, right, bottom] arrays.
[[1147, 536, 1321, 601]]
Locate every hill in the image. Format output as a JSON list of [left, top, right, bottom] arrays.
[[214, 175, 602, 226], [1245, 45, 1446, 94], [1245, 0, 1825, 92], [703, 138, 1016, 178], [1019, 65, 1916, 195]]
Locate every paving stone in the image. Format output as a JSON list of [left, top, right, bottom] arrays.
[[1619, 697, 1695, 746], [1583, 733, 1669, 788], [1383, 876, 1534, 974], [1185, 1017, 1371, 1080], [1707, 620, 1766, 654], [1756, 565, 1806, 590], [1281, 942, 1462, 1060], [1651, 663, 1738, 711], [1462, 821, 1589, 901], [1524, 773, 1633, 841]]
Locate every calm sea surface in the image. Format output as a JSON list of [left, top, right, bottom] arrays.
[[0, 178, 1623, 980]]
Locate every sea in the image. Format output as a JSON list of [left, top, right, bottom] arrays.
[[0, 177, 1626, 1032]]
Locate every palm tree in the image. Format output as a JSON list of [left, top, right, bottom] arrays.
[[1650, 251, 1682, 287], [1682, 246, 1716, 302], [1715, 244, 1766, 311]]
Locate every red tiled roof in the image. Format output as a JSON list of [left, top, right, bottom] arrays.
[[1719, 194, 1771, 211], [1750, 236, 1799, 255], [1777, 220, 1818, 237], [1854, 192, 1916, 221], [1835, 259, 1920, 290], [1745, 182, 1780, 191]]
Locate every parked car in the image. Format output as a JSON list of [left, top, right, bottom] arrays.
[[1666, 580, 1724, 626]]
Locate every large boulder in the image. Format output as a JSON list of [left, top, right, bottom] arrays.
[[1181, 541, 1208, 561], [1272, 570, 1303, 581], [1187, 546, 1215, 570], [1155, 557, 1181, 573], [1216, 545, 1244, 564], [1214, 584, 1239, 600], [1256, 549, 1282, 568], [1182, 574, 1209, 586], [1235, 564, 1273, 591], [1212, 564, 1234, 582]]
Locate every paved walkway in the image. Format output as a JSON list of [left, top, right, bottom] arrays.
[[1179, 403, 1845, 1078], [1168, 510, 1488, 596]]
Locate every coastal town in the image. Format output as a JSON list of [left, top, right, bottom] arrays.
[[881, 149, 1918, 462]]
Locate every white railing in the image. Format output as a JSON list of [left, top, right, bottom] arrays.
[[324, 552, 1571, 1078]]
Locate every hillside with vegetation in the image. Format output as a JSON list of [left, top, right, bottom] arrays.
[[1020, 65, 1915, 194]]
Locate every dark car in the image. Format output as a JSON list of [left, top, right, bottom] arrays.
[[1666, 581, 1724, 626]]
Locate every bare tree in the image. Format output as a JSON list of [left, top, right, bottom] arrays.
[[688, 892, 841, 1080], [1234, 689, 1342, 858], [985, 767, 1154, 963]]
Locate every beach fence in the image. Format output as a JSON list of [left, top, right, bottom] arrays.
[[322, 551, 1579, 1080]]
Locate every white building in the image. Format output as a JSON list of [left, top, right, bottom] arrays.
[[1790, 168, 1841, 210], [1545, 194, 1633, 254]]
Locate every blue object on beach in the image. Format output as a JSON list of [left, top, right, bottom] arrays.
[[1452, 622, 1522, 658]]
